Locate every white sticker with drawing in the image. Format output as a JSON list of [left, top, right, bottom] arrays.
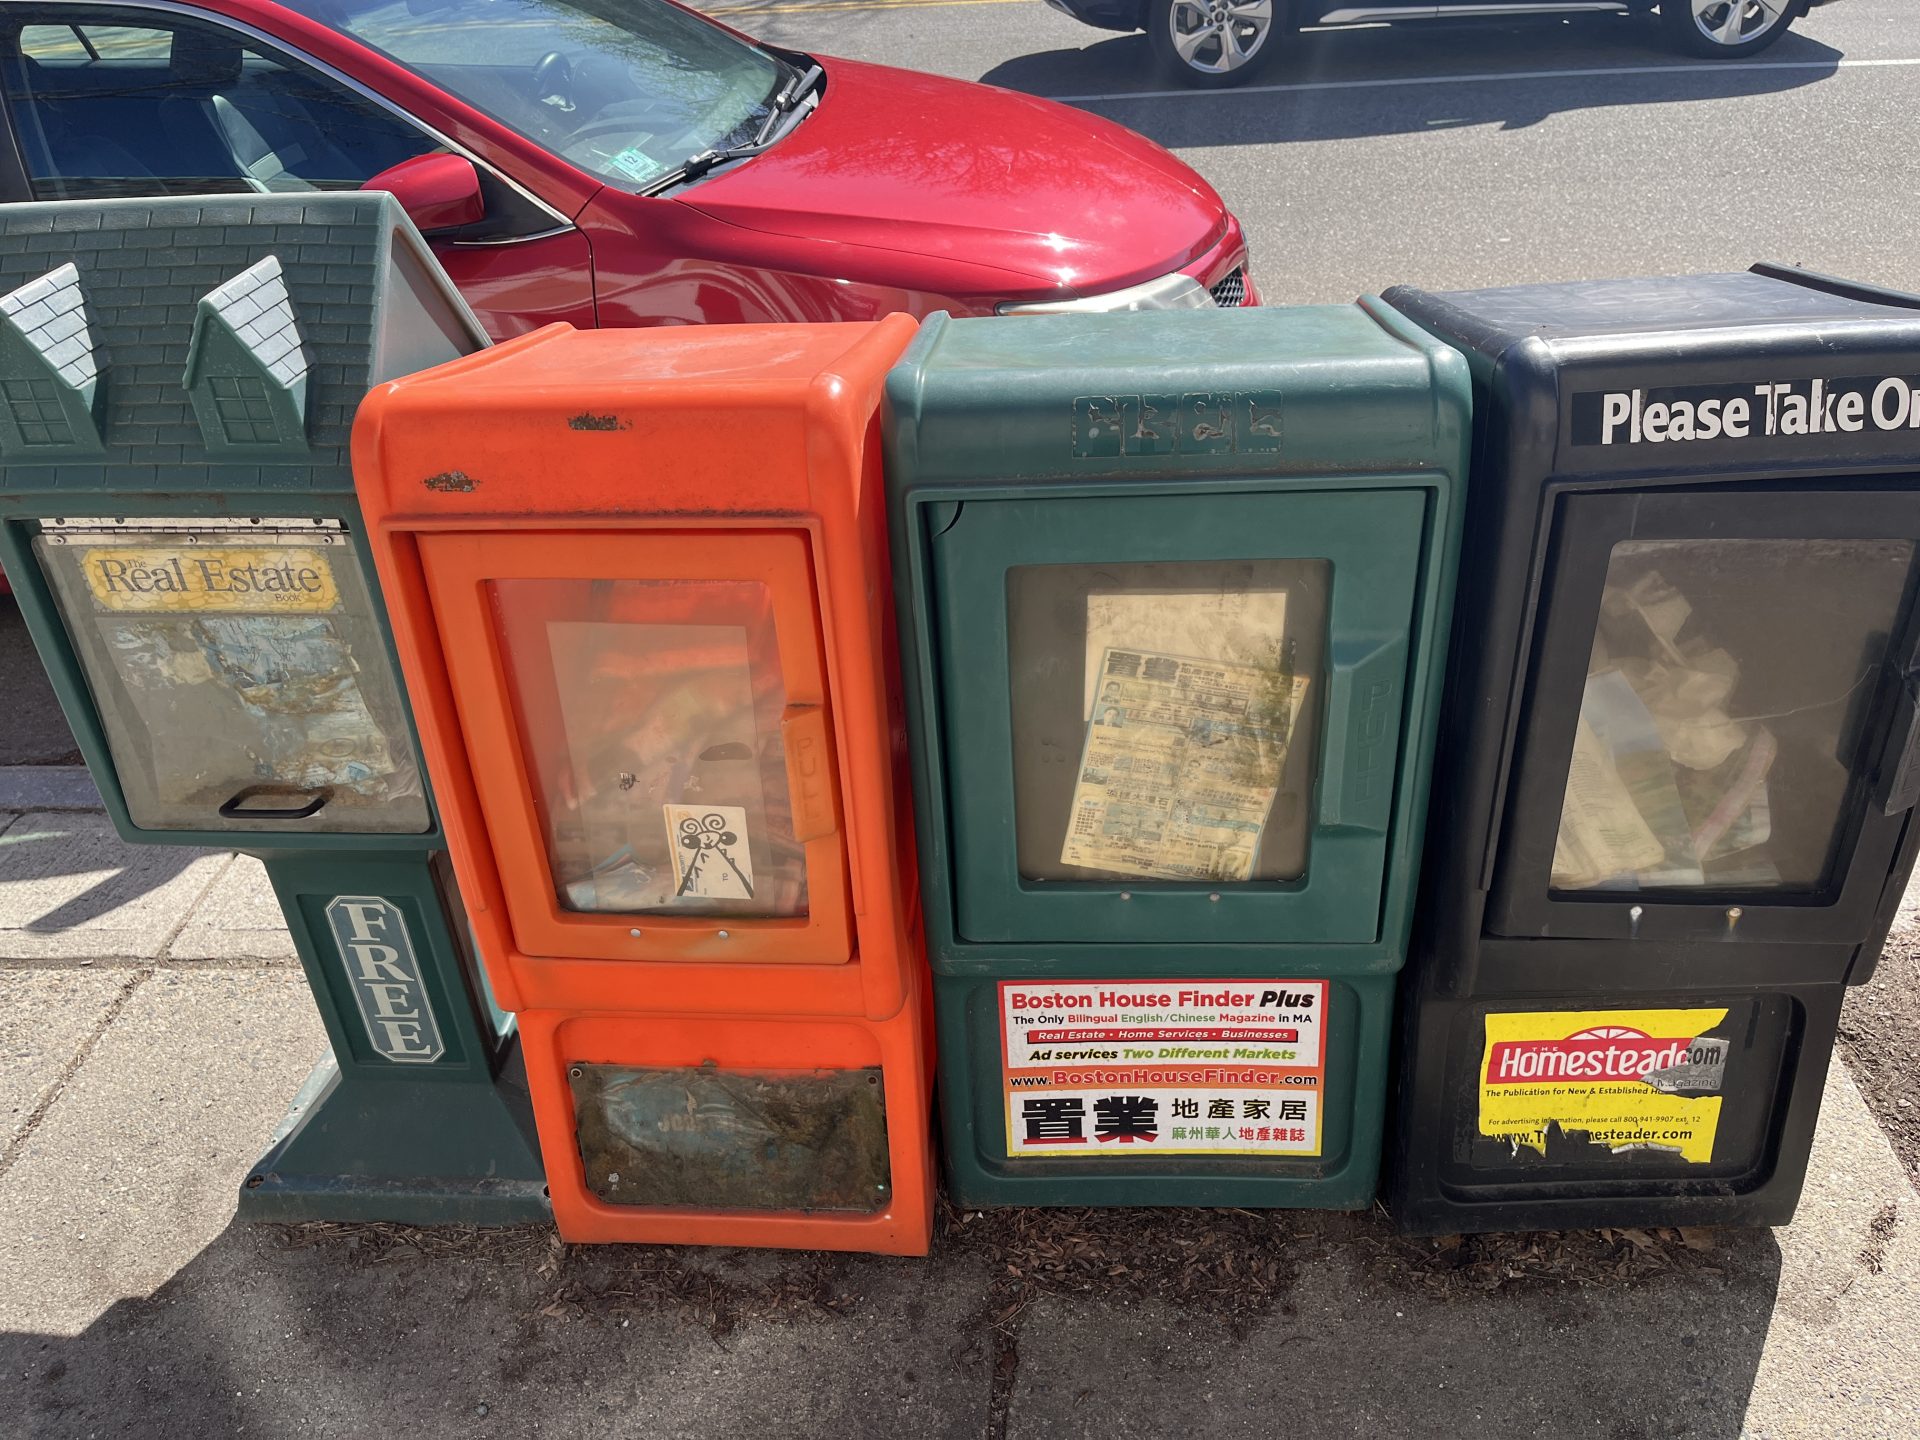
[[665, 804, 755, 901]]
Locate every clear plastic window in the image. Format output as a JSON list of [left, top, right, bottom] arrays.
[[33, 524, 428, 833], [1006, 559, 1329, 884], [490, 577, 807, 919], [1552, 538, 1915, 894], [571, 1064, 888, 1213]]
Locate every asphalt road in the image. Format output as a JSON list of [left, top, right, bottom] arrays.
[[721, 0, 1919, 302]]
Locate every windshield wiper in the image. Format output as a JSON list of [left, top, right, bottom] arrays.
[[754, 61, 824, 146], [647, 61, 824, 194]]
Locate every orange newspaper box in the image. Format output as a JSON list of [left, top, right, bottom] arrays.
[[351, 318, 932, 1253]]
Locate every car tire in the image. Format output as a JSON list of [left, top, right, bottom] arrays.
[[1149, 0, 1285, 88], [1658, 0, 1801, 58]]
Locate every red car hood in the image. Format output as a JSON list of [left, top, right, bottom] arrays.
[[679, 59, 1229, 300]]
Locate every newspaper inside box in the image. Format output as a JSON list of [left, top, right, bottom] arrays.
[[1008, 559, 1328, 886]]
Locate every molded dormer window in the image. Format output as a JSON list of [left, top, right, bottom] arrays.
[[184, 255, 311, 457], [0, 263, 103, 458]]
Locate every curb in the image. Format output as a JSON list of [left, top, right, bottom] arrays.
[[0, 766, 102, 812]]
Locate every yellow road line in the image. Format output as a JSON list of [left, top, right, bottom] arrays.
[[707, 0, 1033, 16]]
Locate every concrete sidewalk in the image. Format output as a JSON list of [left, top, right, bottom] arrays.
[[1, 781, 1915, 1439]]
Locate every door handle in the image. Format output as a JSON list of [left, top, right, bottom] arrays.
[[1879, 673, 1920, 816], [218, 784, 332, 821], [1319, 636, 1405, 834], [781, 705, 841, 843]]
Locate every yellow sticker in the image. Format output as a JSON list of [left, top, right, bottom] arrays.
[[1479, 1008, 1730, 1164], [78, 546, 339, 614]]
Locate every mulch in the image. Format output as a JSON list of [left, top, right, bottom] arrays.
[[272, 1200, 1736, 1341]]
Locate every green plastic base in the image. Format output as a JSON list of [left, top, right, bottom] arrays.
[[237, 1049, 551, 1226], [936, 971, 1395, 1211]]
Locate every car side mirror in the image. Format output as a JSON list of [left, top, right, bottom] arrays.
[[363, 153, 485, 234]]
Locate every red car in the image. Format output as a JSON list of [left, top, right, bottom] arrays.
[[0, 0, 1257, 338]]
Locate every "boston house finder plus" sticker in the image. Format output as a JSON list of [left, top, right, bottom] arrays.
[[1000, 979, 1327, 1158]]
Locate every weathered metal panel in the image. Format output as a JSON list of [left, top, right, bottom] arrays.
[[571, 1065, 890, 1212]]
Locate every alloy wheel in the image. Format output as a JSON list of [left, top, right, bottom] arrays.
[[1167, 0, 1274, 75], [1687, 0, 1789, 47]]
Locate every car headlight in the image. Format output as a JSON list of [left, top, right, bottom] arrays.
[[996, 272, 1214, 316]]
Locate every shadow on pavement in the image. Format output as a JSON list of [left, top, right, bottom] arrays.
[[0, 812, 207, 934], [0, 1207, 1785, 1438], [981, 16, 1844, 148]]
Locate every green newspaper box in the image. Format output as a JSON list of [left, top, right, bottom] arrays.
[[0, 195, 545, 1223], [886, 304, 1468, 1208]]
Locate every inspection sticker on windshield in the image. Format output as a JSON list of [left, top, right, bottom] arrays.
[[609, 147, 666, 184], [1000, 979, 1326, 1159]]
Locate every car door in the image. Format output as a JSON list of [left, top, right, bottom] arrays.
[[0, 4, 596, 338], [1306, 3, 1436, 18]]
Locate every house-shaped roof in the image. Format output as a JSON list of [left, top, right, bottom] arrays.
[[0, 262, 103, 459], [0, 193, 489, 495]]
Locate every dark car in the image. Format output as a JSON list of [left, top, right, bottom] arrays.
[[1049, 0, 1816, 88]]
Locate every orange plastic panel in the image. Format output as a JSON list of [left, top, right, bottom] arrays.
[[352, 316, 922, 1031], [518, 1002, 934, 1253]]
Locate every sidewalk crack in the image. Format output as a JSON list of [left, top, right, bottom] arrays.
[[979, 1281, 1029, 1440], [985, 1312, 1022, 1440], [0, 966, 151, 1183], [154, 852, 238, 967]]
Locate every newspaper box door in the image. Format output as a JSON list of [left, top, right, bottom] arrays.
[[416, 530, 850, 964], [31, 518, 429, 835], [930, 487, 1429, 945], [1488, 489, 1920, 945]]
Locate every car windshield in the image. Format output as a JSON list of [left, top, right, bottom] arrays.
[[307, 0, 786, 189]]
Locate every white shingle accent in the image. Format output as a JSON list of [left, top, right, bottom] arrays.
[[254, 330, 297, 365], [0, 263, 97, 402], [203, 255, 311, 391], [9, 300, 56, 332], [41, 308, 84, 344], [0, 269, 61, 314]]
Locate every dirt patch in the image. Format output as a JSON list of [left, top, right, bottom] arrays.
[[1358, 1221, 1733, 1296], [1837, 884, 1920, 1184], [275, 1222, 859, 1340], [934, 1202, 1742, 1438], [939, 1203, 1317, 1440], [544, 1247, 858, 1339], [1858, 1201, 1899, 1277], [278, 1220, 552, 1269], [941, 1200, 1309, 1326], [274, 1198, 1755, 1433], [277, 1202, 1743, 1329], [947, 1205, 1740, 1440]]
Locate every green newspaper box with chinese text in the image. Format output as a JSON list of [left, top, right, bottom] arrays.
[[0, 195, 546, 1223], [885, 304, 1468, 1207]]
